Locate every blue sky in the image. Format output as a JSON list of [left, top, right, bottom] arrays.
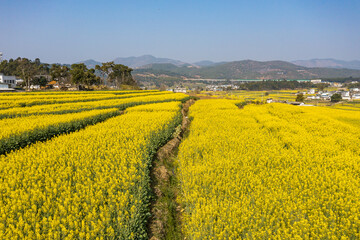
[[1, 0, 359, 64]]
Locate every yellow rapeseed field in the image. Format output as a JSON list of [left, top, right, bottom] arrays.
[[0, 101, 182, 239], [0, 108, 120, 155], [0, 90, 171, 109], [0, 92, 188, 119], [177, 99, 360, 239]]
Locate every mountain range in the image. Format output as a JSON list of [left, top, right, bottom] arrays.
[[77, 55, 360, 70], [77, 55, 188, 69], [76, 55, 360, 80], [291, 59, 360, 70], [133, 60, 360, 81]]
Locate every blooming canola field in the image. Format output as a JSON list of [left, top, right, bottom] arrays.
[[177, 99, 360, 239], [0, 91, 187, 239], [1, 90, 360, 239]]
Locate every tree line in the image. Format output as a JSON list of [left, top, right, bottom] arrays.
[[237, 80, 327, 91], [0, 57, 138, 90]]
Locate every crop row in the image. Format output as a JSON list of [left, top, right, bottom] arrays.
[[0, 90, 153, 96], [0, 108, 120, 155], [0, 91, 170, 109], [0, 101, 182, 239], [0, 92, 189, 119], [177, 100, 360, 239]]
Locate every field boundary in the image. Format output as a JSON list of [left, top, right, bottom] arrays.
[[148, 99, 195, 240]]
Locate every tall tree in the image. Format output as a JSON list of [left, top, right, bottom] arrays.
[[84, 69, 101, 87], [95, 61, 114, 86], [70, 63, 87, 88], [17, 58, 37, 90], [50, 64, 70, 85], [96, 62, 137, 88]]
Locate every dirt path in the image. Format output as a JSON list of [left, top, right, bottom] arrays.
[[148, 99, 195, 240]]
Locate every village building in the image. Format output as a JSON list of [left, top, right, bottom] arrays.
[[310, 79, 322, 84], [0, 73, 17, 88], [173, 87, 187, 93]]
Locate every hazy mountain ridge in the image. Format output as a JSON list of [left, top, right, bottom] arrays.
[[113, 55, 188, 68], [133, 60, 360, 80], [77, 55, 188, 69], [75, 59, 102, 69], [75, 56, 360, 80], [292, 59, 360, 70]]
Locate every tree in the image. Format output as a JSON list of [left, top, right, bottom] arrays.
[[96, 62, 138, 88], [316, 83, 328, 92], [295, 93, 305, 102], [70, 64, 100, 89], [31, 76, 48, 87], [34, 58, 41, 66], [84, 69, 101, 87], [95, 62, 114, 86], [70, 63, 87, 87], [17, 58, 37, 90], [331, 93, 342, 102], [50, 64, 70, 85]]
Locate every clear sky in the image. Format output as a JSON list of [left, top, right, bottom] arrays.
[[1, 0, 359, 64]]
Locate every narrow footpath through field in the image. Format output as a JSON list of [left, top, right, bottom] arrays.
[[148, 99, 195, 240]]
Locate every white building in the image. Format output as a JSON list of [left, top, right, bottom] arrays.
[[342, 91, 350, 97], [353, 93, 360, 99], [0, 83, 15, 92], [0, 83, 9, 89], [173, 87, 187, 93], [0, 73, 17, 88], [342, 91, 351, 100], [311, 79, 322, 84], [29, 85, 41, 90], [308, 89, 316, 94]]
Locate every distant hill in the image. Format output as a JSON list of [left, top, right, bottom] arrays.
[[192, 60, 230, 67], [76, 55, 189, 69], [75, 59, 101, 69], [75, 57, 360, 80], [113, 55, 188, 68], [133, 60, 360, 81], [193, 60, 217, 67], [292, 59, 360, 70]]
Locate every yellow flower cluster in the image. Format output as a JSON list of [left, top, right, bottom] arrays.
[[0, 108, 120, 155], [178, 100, 360, 239], [0, 90, 171, 109], [0, 92, 188, 119], [197, 90, 301, 102], [0, 90, 144, 96], [0, 101, 182, 239], [331, 101, 360, 111]]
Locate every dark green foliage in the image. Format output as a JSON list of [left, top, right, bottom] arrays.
[[0, 58, 50, 89], [70, 63, 101, 88], [236, 100, 263, 109], [239, 80, 316, 91], [0, 57, 135, 90], [316, 83, 329, 91], [331, 93, 342, 102], [31, 76, 48, 87], [95, 62, 138, 88], [50, 64, 70, 85], [296, 93, 305, 102]]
